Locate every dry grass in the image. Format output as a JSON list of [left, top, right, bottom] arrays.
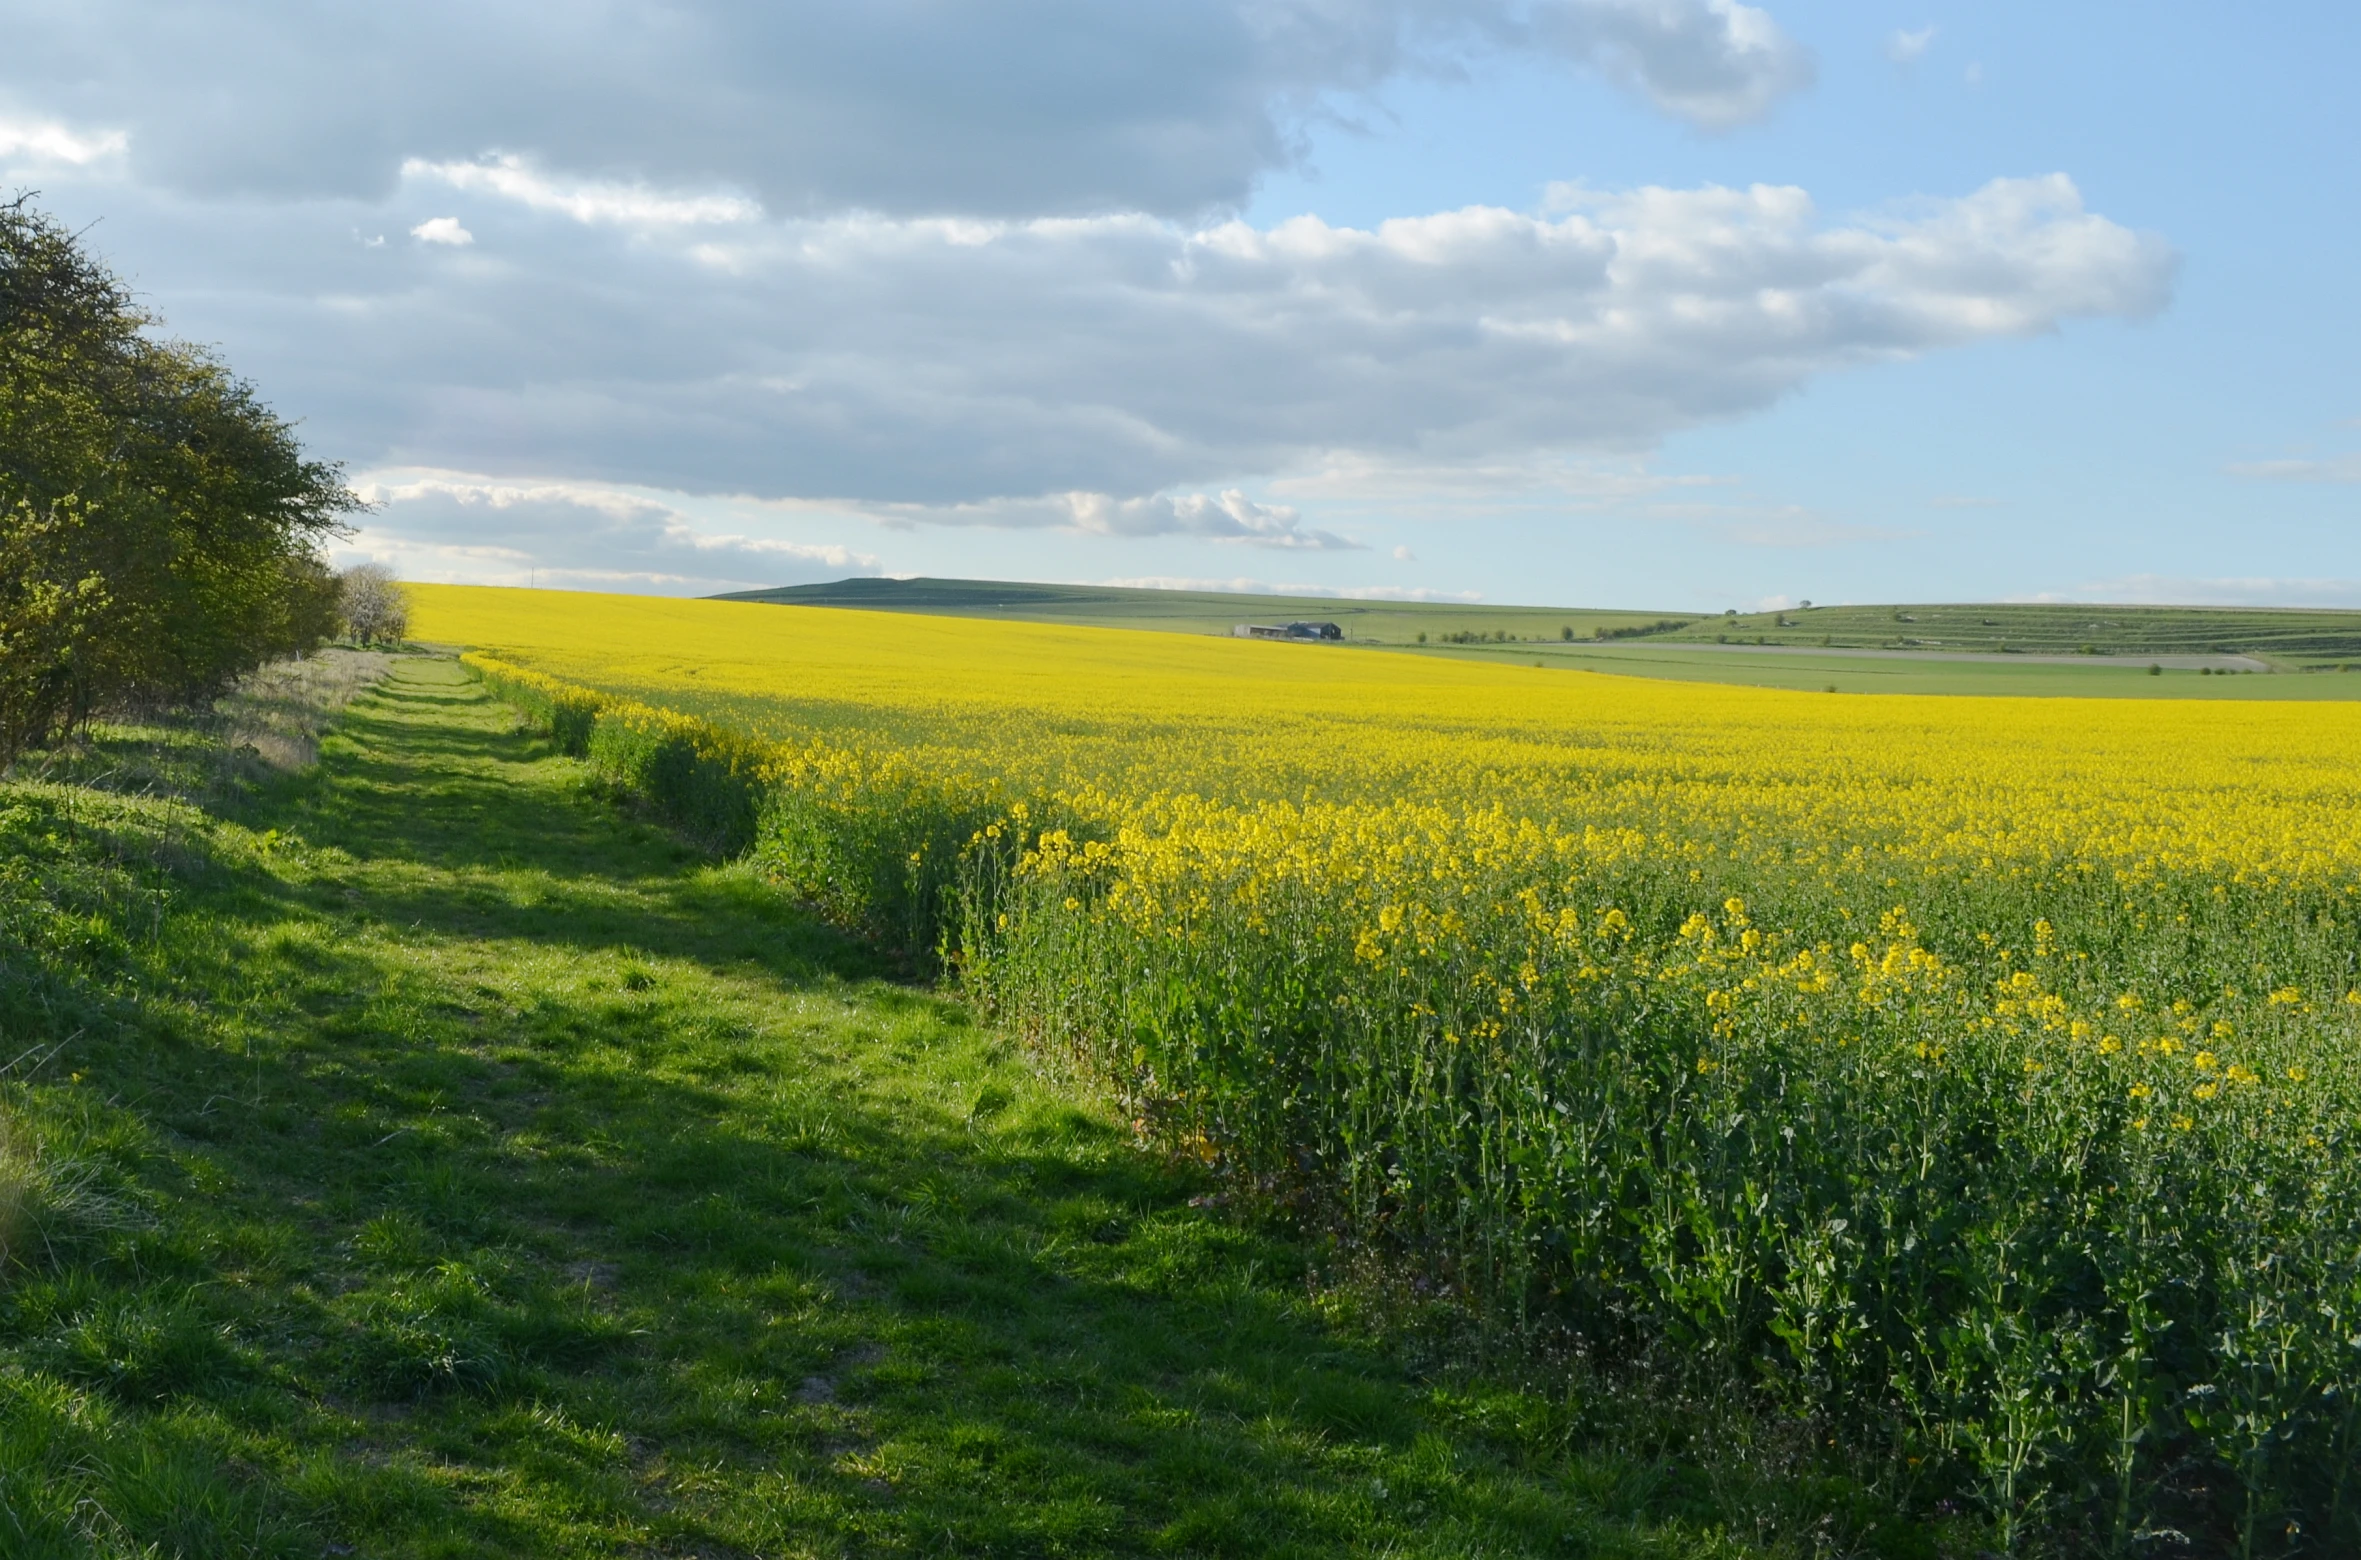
[[214, 647, 399, 772], [5, 647, 402, 803]]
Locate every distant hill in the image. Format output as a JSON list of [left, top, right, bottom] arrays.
[[711, 576, 1695, 644], [713, 577, 2361, 669], [1653, 601, 2361, 668]]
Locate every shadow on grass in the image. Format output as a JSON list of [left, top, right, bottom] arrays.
[[0, 658, 1884, 1558]]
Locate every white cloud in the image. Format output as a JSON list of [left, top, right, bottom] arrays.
[[0, 116, 126, 166], [208, 174, 2171, 521], [404, 154, 759, 228], [2228, 456, 2361, 483], [348, 470, 882, 592], [852, 489, 1362, 549], [0, 1, 1807, 216], [1885, 25, 1936, 64], [1098, 576, 1481, 601], [410, 216, 473, 246], [1527, 0, 1814, 130], [1393, 544, 1417, 560], [1083, 489, 1360, 549]]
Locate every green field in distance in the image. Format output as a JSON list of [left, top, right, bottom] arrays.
[[712, 574, 1689, 642], [1430, 639, 2361, 699], [714, 577, 2361, 698]]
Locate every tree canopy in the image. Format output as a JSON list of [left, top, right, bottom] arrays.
[[1, 193, 360, 763]]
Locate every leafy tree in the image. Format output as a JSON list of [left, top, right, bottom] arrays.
[[0, 194, 358, 763]]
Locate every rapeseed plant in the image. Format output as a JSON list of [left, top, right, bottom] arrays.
[[436, 587, 2361, 1555]]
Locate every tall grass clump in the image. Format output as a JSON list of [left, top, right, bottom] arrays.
[[459, 622, 2361, 1557]]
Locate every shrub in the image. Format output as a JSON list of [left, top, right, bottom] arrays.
[[0, 196, 357, 766], [338, 565, 411, 646]]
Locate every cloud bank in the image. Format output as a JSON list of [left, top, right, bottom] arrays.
[[130, 170, 2172, 528], [87, 168, 2162, 528], [345, 473, 881, 591], [0, 0, 2180, 590], [1, 0, 1807, 216]]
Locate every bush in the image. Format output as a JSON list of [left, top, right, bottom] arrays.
[[338, 565, 410, 646], [0, 195, 358, 767]]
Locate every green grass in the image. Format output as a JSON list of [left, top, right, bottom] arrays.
[[1654, 601, 2361, 668], [0, 656, 1926, 1558], [710, 577, 2361, 699], [1422, 639, 2361, 699]]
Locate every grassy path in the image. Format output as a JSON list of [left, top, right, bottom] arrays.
[[0, 657, 1835, 1557]]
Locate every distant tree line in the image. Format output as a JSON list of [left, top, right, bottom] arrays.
[[0, 194, 371, 766]]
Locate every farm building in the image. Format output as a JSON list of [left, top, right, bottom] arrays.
[[1233, 621, 1344, 642]]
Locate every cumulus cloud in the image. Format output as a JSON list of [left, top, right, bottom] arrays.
[[190, 172, 2170, 521], [405, 155, 759, 229], [1074, 490, 1360, 548], [348, 471, 882, 592], [0, 0, 1807, 218], [1099, 576, 1481, 601], [850, 489, 1361, 549], [0, 4, 2184, 579], [1531, 0, 1812, 129], [0, 116, 125, 167], [409, 216, 473, 246]]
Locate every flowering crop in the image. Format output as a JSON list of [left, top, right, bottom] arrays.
[[425, 586, 2361, 1553]]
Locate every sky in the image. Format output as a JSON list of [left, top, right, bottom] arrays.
[[2, 1, 2353, 611]]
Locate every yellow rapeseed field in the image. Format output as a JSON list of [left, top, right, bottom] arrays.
[[421, 583, 2361, 1549], [416, 582, 2361, 879]]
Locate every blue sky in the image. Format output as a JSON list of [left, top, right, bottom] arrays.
[[2, 1, 2351, 609]]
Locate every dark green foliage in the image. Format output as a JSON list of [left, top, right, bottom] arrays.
[[0, 195, 358, 763]]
